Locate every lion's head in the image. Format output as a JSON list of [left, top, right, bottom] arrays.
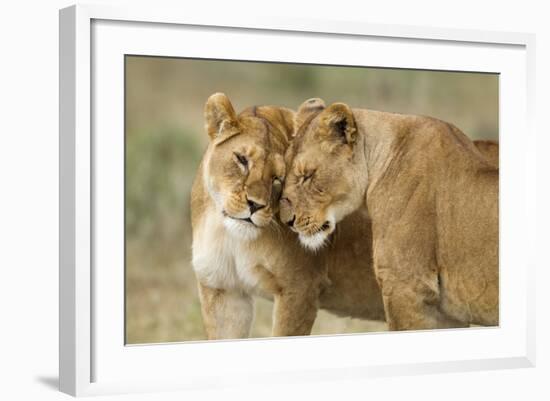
[[280, 99, 366, 251], [203, 93, 292, 240]]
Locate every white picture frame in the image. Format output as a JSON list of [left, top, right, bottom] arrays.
[[59, 3, 536, 397]]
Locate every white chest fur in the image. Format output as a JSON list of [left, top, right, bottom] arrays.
[[192, 211, 263, 292]]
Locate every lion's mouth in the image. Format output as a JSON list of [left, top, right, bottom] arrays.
[[297, 220, 333, 236], [295, 220, 334, 251], [231, 216, 255, 225], [320, 221, 331, 231], [222, 212, 262, 241], [222, 211, 257, 226]]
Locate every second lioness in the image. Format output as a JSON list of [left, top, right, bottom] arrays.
[[191, 93, 384, 339], [281, 99, 498, 331]]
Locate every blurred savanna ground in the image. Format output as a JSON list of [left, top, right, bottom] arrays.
[[125, 56, 498, 344]]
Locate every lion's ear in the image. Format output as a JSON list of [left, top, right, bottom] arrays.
[[320, 102, 357, 145], [277, 107, 296, 137], [293, 98, 326, 137], [204, 93, 239, 141]]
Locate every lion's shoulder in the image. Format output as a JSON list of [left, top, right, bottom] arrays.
[[357, 110, 495, 171]]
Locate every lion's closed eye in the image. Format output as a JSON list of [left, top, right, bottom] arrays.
[[234, 152, 249, 173], [302, 171, 315, 184]]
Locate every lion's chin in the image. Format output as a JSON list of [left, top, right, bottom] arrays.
[[298, 231, 329, 252], [223, 217, 261, 241]]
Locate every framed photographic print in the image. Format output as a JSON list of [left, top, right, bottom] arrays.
[[59, 4, 536, 397]]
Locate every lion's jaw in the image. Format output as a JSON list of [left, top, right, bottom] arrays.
[[222, 215, 261, 241], [208, 189, 263, 241], [296, 209, 336, 252], [298, 231, 328, 252]]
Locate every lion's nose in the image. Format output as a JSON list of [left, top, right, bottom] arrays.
[[247, 198, 266, 214]]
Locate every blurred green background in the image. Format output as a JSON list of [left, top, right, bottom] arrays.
[[125, 55, 498, 344]]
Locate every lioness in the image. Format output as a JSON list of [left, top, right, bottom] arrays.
[[191, 93, 385, 339], [281, 98, 499, 330]]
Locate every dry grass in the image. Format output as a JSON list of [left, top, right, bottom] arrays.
[[125, 56, 497, 344]]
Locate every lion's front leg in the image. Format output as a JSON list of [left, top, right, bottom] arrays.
[[197, 282, 254, 340], [372, 202, 468, 331], [271, 289, 319, 337], [376, 264, 466, 331]]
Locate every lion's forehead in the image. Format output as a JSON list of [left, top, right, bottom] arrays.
[[291, 149, 322, 175], [215, 137, 277, 165]]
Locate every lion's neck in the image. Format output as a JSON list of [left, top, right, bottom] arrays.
[[353, 109, 404, 199]]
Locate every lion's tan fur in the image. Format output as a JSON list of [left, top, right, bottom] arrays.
[[282, 99, 499, 330], [191, 94, 385, 339], [474, 139, 499, 167]]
